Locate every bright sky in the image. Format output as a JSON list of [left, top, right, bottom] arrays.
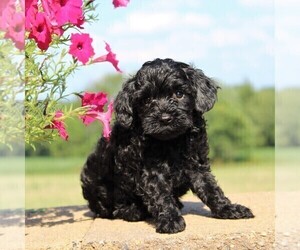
[[68, 0, 300, 93]]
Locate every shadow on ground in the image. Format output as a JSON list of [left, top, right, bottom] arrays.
[[182, 201, 211, 217], [25, 205, 93, 227], [24, 200, 211, 228], [0, 209, 24, 227]]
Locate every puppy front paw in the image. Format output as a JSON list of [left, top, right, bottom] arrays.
[[212, 204, 254, 219], [156, 215, 186, 234]]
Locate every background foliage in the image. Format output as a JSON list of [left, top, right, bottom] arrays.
[[276, 89, 300, 147], [206, 82, 274, 161]]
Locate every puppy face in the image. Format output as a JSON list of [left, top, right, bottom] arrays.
[[114, 58, 218, 140], [134, 67, 194, 140]]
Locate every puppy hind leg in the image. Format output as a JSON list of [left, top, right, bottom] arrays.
[[81, 164, 113, 218], [189, 170, 254, 219], [82, 181, 113, 218], [112, 187, 149, 221], [80, 143, 114, 218], [113, 202, 149, 222]]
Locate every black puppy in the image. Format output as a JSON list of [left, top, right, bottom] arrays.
[[81, 58, 254, 234]]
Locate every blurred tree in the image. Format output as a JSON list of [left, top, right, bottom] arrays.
[[206, 84, 257, 161], [247, 88, 275, 146], [276, 89, 300, 146], [233, 83, 274, 146], [88, 73, 124, 97]]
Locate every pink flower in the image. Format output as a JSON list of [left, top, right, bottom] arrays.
[[46, 111, 69, 141], [112, 0, 130, 8], [5, 12, 25, 50], [69, 33, 95, 65], [0, 0, 11, 13], [49, 0, 83, 26], [0, 1, 25, 50], [80, 92, 114, 139], [85, 102, 114, 139], [80, 92, 108, 125], [75, 15, 85, 29], [28, 12, 52, 51], [0, 0, 15, 31], [25, 0, 38, 31], [93, 42, 122, 72], [41, 0, 64, 36]]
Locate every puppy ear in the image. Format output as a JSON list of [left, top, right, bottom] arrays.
[[184, 66, 219, 113], [114, 77, 136, 128]]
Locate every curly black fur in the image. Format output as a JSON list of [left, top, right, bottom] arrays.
[[81, 58, 254, 234]]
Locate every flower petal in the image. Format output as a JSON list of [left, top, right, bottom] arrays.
[[45, 111, 69, 141], [81, 92, 107, 111], [93, 42, 122, 72], [28, 12, 52, 51], [112, 0, 130, 8], [69, 33, 95, 64], [83, 101, 114, 139]]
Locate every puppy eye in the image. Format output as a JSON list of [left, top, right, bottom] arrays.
[[173, 91, 184, 99]]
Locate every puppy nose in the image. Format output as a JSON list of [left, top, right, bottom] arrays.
[[160, 113, 172, 124]]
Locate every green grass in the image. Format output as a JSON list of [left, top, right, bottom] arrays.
[[276, 147, 300, 165], [276, 147, 300, 191], [0, 157, 25, 209], [25, 157, 85, 174], [249, 147, 274, 163], [24, 148, 275, 209], [25, 157, 86, 208], [211, 147, 275, 194], [213, 162, 274, 194], [26, 173, 85, 208], [0, 157, 25, 174]]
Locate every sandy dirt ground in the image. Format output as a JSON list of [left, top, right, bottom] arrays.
[[14, 192, 279, 249]]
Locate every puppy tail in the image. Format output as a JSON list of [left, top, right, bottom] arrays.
[[80, 138, 114, 218]]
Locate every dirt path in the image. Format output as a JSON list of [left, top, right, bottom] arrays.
[[21, 192, 277, 249]]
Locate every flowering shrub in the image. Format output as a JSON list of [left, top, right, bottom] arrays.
[[0, 0, 130, 148], [0, 0, 25, 149]]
